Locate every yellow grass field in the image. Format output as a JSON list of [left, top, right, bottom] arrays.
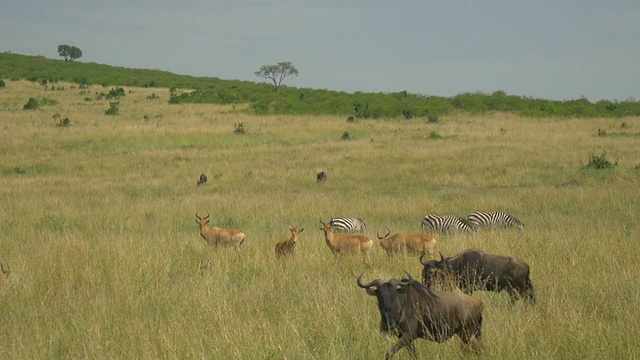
[[1, 80, 639, 358]]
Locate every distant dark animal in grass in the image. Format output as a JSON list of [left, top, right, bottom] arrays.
[[316, 171, 327, 184], [197, 173, 208, 186]]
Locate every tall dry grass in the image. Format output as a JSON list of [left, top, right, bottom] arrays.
[[1, 80, 639, 358]]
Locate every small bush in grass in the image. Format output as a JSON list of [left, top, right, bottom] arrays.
[[52, 113, 71, 127], [0, 80, 5, 88], [23, 97, 39, 110], [106, 87, 126, 99], [234, 123, 246, 134], [582, 151, 618, 170], [341, 131, 351, 140], [105, 102, 119, 116], [426, 113, 439, 123], [427, 131, 442, 140]]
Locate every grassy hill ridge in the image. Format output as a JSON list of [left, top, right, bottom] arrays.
[[2, 52, 639, 118]]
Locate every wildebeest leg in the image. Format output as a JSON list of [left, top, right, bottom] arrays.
[[460, 316, 483, 354], [386, 336, 416, 360], [505, 287, 519, 304]]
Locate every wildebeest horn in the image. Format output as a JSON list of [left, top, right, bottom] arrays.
[[400, 271, 415, 286], [439, 251, 445, 263], [357, 274, 384, 289]]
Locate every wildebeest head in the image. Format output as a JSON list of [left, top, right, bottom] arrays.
[[316, 171, 327, 184], [357, 271, 414, 333], [420, 251, 447, 287], [197, 173, 208, 186]]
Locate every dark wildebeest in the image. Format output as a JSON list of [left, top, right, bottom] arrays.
[[421, 249, 535, 304], [358, 271, 483, 359], [316, 171, 327, 184], [197, 173, 208, 186]]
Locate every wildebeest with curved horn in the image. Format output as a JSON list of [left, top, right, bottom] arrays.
[[358, 271, 483, 358], [420, 249, 535, 304]]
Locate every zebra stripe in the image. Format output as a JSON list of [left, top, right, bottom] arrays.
[[467, 211, 524, 231], [421, 214, 474, 234], [329, 217, 367, 234]]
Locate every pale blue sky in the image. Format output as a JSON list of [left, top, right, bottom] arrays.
[[2, 1, 639, 101]]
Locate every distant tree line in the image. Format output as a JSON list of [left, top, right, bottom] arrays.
[[1, 53, 639, 119]]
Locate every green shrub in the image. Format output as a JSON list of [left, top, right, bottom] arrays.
[[341, 131, 351, 140], [23, 97, 39, 110], [0, 80, 5, 88], [582, 151, 618, 170], [105, 102, 119, 116], [426, 113, 439, 123]]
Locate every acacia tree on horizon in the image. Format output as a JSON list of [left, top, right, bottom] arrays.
[[57, 44, 83, 62], [254, 61, 298, 91]]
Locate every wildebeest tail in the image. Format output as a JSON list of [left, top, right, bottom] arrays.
[[526, 273, 535, 303]]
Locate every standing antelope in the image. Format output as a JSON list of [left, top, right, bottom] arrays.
[[319, 219, 373, 262], [377, 227, 437, 258], [275, 226, 305, 258], [195, 213, 245, 254], [1, 263, 10, 286]]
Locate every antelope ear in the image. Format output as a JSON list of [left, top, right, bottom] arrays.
[[299, 228, 305, 233], [195, 219, 200, 224]]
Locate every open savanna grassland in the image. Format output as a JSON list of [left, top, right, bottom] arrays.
[[1, 80, 639, 359]]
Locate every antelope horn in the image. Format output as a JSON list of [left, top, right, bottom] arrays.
[[357, 274, 384, 289], [204, 213, 210, 219], [384, 227, 392, 238], [319, 218, 326, 225], [195, 212, 201, 220]]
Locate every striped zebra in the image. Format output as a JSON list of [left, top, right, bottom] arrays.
[[329, 216, 367, 234], [421, 214, 474, 234], [467, 211, 524, 231]]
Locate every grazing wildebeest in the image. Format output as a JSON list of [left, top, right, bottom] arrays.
[[377, 227, 437, 258], [197, 173, 208, 186], [195, 213, 245, 255], [274, 226, 305, 258], [358, 271, 483, 358], [316, 171, 327, 184], [420, 249, 535, 304], [319, 219, 372, 262]]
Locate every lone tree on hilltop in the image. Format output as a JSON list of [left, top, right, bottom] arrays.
[[254, 61, 298, 91], [57, 45, 83, 62]]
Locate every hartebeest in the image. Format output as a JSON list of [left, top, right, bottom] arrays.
[[319, 219, 373, 262], [195, 213, 245, 254], [275, 226, 305, 258], [1, 263, 10, 286], [421, 249, 535, 304], [358, 271, 483, 358], [377, 227, 437, 257]]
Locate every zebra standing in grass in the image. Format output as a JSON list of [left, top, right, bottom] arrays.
[[421, 214, 475, 234], [467, 211, 524, 231], [329, 216, 367, 234]]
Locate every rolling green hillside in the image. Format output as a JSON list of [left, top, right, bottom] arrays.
[[2, 52, 639, 118]]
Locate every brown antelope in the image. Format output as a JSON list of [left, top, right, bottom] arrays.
[[1, 263, 10, 286], [195, 213, 245, 254], [319, 219, 373, 262], [377, 227, 437, 258], [275, 226, 305, 258]]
